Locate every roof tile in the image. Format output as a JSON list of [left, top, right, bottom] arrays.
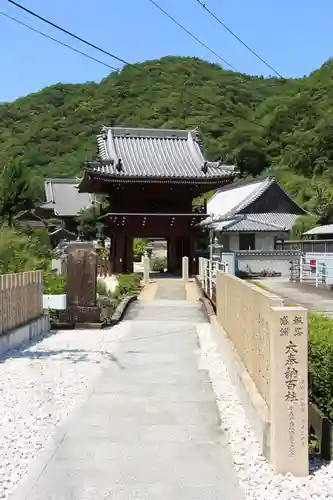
[[42, 179, 94, 217], [89, 127, 235, 179]]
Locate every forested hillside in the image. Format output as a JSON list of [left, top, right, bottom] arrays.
[[1, 55, 333, 216]]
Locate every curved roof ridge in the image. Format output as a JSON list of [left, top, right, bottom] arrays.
[[91, 125, 236, 180], [100, 125, 195, 140]]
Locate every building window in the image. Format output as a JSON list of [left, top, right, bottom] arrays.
[[239, 233, 255, 250]]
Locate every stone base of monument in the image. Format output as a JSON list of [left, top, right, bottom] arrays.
[[59, 305, 104, 329]]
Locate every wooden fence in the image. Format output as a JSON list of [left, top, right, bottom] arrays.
[[0, 271, 43, 336]]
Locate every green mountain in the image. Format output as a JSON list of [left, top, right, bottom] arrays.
[[1, 55, 333, 215]]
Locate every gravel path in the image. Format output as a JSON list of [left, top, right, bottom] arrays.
[[0, 324, 130, 499], [197, 322, 333, 500]]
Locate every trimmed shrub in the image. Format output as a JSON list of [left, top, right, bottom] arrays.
[[113, 273, 141, 299], [151, 257, 167, 273], [309, 312, 333, 421]]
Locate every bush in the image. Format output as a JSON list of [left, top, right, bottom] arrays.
[[43, 269, 66, 294], [113, 273, 141, 299], [151, 257, 167, 273], [0, 227, 51, 273], [309, 312, 333, 420], [133, 238, 149, 259], [97, 279, 109, 296]]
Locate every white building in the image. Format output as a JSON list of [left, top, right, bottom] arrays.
[[203, 176, 306, 251]]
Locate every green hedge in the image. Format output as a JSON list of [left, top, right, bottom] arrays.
[[43, 269, 66, 295], [151, 257, 167, 272], [309, 312, 333, 421], [113, 273, 141, 300]]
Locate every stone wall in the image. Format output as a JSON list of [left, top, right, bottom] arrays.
[[235, 250, 300, 277], [0, 271, 43, 336], [215, 271, 309, 476]]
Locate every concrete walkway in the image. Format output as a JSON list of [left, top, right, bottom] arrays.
[[260, 277, 333, 317], [11, 280, 243, 499]]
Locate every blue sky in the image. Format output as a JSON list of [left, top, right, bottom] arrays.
[[1, 0, 333, 102]]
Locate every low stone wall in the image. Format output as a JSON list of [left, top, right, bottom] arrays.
[[215, 270, 309, 476], [0, 314, 50, 356], [235, 250, 300, 277]]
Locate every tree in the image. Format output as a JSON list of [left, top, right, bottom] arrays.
[[2, 55, 333, 215], [222, 125, 268, 177], [0, 160, 35, 227], [76, 204, 102, 240], [307, 185, 333, 219], [291, 215, 319, 239], [133, 238, 149, 259]]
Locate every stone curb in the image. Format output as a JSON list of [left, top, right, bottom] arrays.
[[199, 296, 215, 322], [108, 294, 137, 326], [193, 276, 215, 321]]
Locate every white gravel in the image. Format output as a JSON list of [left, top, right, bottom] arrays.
[[197, 323, 333, 500], [0, 324, 129, 499]]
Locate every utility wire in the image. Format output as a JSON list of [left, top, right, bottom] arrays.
[[0, 11, 119, 72], [194, 0, 283, 78], [7, 0, 133, 68], [147, 0, 237, 71], [7, 0, 263, 129]]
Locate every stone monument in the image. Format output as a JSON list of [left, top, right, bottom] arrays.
[[60, 242, 102, 327]]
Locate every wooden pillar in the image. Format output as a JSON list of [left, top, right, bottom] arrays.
[[124, 235, 133, 273], [109, 235, 116, 275], [168, 235, 177, 274], [189, 233, 198, 276], [114, 233, 125, 274]]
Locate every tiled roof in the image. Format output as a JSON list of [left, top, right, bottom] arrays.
[[243, 213, 299, 230], [207, 177, 274, 218], [211, 213, 300, 232], [42, 179, 95, 217], [87, 126, 236, 180], [303, 224, 333, 236]]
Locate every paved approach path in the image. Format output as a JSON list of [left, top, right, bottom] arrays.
[[260, 277, 333, 317], [11, 279, 242, 500]]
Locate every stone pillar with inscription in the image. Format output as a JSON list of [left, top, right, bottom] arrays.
[[270, 306, 308, 476], [60, 242, 102, 327]]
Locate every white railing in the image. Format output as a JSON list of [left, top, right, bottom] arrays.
[[198, 257, 228, 301], [299, 257, 333, 287]]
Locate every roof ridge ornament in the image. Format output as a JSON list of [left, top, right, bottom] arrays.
[[106, 128, 120, 168], [116, 158, 123, 172], [201, 161, 208, 174], [193, 126, 205, 153]]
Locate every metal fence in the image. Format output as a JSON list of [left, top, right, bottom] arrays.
[[290, 254, 333, 287], [301, 257, 333, 287], [276, 239, 333, 254], [198, 257, 228, 304]]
